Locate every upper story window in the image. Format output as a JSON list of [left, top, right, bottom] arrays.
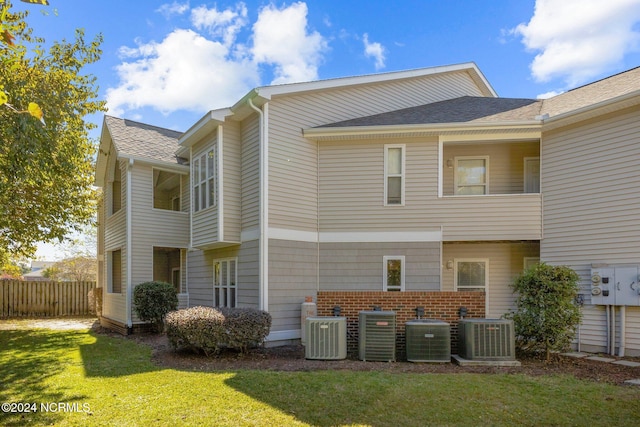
[[455, 156, 489, 195], [193, 147, 216, 212], [110, 161, 122, 216], [384, 144, 405, 205], [383, 255, 405, 291]]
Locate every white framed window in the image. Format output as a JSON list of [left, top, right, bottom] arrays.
[[454, 259, 488, 291], [524, 157, 540, 193], [383, 256, 405, 291], [384, 144, 405, 205], [214, 258, 237, 307], [193, 147, 216, 212], [455, 156, 489, 195]]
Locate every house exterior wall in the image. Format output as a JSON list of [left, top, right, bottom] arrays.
[[267, 69, 489, 234], [222, 121, 242, 242], [541, 105, 640, 356], [191, 134, 219, 248], [441, 241, 540, 318], [318, 138, 542, 241]]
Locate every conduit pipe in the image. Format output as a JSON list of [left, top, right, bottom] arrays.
[[619, 305, 626, 357]]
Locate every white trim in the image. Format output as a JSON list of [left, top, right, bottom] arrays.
[[454, 258, 489, 315], [189, 146, 194, 249], [241, 227, 260, 242], [438, 139, 444, 198], [217, 125, 224, 240], [320, 230, 442, 243], [266, 329, 301, 342], [384, 144, 406, 206], [213, 257, 238, 308], [269, 227, 318, 242], [383, 255, 405, 291], [126, 159, 133, 327]]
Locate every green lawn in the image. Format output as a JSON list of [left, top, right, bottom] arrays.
[[1, 326, 639, 427]]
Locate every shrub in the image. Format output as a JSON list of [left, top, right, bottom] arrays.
[[88, 287, 103, 317], [133, 281, 178, 332], [506, 263, 582, 361], [165, 306, 272, 356]]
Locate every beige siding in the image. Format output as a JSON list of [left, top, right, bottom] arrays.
[[541, 106, 640, 356], [222, 121, 242, 242], [129, 163, 189, 288], [268, 70, 489, 233], [319, 242, 440, 291], [442, 242, 540, 318], [319, 138, 542, 240], [186, 242, 259, 309], [241, 117, 260, 230], [268, 239, 318, 331]]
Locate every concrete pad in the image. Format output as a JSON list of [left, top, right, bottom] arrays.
[[624, 379, 640, 386], [613, 360, 640, 368], [452, 355, 521, 367], [585, 356, 616, 363], [561, 352, 589, 359]]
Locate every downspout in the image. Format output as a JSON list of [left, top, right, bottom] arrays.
[[126, 158, 134, 329], [217, 125, 224, 241], [248, 97, 269, 312]]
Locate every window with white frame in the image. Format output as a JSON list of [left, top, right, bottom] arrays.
[[383, 256, 405, 291], [214, 258, 237, 307], [384, 144, 405, 205], [108, 249, 122, 294], [455, 156, 489, 195], [455, 259, 488, 291], [193, 147, 216, 212]]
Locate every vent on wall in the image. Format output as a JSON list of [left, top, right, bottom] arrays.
[[359, 311, 396, 362], [458, 319, 515, 361], [405, 319, 451, 363], [305, 317, 347, 360]]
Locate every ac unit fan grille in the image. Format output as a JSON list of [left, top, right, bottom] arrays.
[[459, 319, 515, 361], [305, 317, 347, 360], [359, 311, 396, 362], [405, 320, 451, 362]]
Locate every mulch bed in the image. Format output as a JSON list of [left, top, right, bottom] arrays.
[[101, 325, 640, 386]]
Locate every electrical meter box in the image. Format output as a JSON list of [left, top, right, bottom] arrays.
[[590, 265, 640, 306]]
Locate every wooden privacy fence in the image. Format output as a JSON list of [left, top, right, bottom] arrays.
[[0, 281, 96, 317]]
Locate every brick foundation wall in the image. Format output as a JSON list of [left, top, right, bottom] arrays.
[[316, 291, 486, 359]]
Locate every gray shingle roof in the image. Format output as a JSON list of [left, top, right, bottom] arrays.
[[318, 96, 543, 128], [104, 115, 185, 164]]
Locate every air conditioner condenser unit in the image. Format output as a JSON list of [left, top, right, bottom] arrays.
[[458, 318, 515, 361], [405, 319, 451, 363], [305, 317, 347, 360], [359, 311, 396, 362]]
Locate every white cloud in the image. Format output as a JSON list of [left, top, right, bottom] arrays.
[[106, 29, 259, 115], [363, 33, 385, 70], [252, 2, 328, 84], [107, 2, 330, 115], [536, 90, 563, 99], [156, 1, 190, 19], [513, 0, 640, 87], [191, 3, 248, 46]]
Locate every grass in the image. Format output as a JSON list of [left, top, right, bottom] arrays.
[[0, 325, 639, 426]]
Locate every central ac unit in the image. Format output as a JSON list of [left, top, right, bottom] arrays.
[[458, 319, 515, 361], [405, 319, 451, 363], [305, 317, 347, 360], [359, 311, 396, 362]]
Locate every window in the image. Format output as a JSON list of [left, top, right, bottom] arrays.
[[193, 147, 216, 212], [383, 256, 405, 291], [110, 162, 122, 215], [384, 144, 405, 205], [455, 259, 487, 291], [108, 249, 122, 293], [153, 247, 182, 293], [524, 157, 540, 193], [455, 156, 489, 195], [214, 259, 237, 307]]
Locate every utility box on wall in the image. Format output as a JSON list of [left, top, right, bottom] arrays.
[[591, 265, 640, 306]]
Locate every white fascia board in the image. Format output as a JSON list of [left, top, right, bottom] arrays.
[[178, 108, 233, 152], [304, 121, 542, 140], [117, 154, 190, 174], [255, 62, 496, 98]]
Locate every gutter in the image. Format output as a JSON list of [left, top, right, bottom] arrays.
[[247, 97, 269, 312]]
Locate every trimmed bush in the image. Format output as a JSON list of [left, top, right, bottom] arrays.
[[165, 306, 272, 355], [133, 281, 178, 332], [506, 263, 582, 361]]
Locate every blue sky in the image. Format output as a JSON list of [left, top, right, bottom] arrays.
[[13, 0, 639, 259]]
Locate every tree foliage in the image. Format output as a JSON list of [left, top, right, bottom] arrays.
[[506, 263, 582, 361], [42, 255, 96, 282], [0, 1, 106, 260]]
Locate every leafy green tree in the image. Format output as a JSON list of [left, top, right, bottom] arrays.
[[506, 263, 582, 361], [0, 1, 105, 262]]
